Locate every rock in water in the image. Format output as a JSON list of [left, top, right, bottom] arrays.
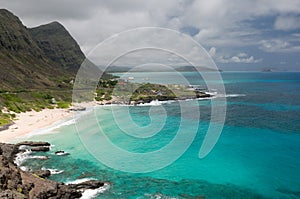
[[17, 141, 51, 147], [55, 150, 70, 156], [30, 146, 50, 152], [33, 169, 51, 178], [0, 142, 107, 198], [69, 180, 105, 190]]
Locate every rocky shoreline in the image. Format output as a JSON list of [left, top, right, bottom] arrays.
[[0, 141, 107, 199], [98, 91, 213, 106]]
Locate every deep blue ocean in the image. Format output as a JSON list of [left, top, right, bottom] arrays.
[[18, 72, 300, 199]]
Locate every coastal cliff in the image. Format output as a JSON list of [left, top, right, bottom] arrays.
[[0, 9, 111, 127], [0, 9, 76, 90], [0, 142, 105, 199]]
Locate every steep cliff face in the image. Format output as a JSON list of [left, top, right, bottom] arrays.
[[0, 9, 59, 89], [0, 9, 87, 90], [29, 21, 85, 73], [0, 9, 42, 54]]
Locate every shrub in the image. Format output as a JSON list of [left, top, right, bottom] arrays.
[[0, 113, 11, 126], [57, 102, 71, 109]]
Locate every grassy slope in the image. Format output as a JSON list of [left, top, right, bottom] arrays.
[[0, 9, 83, 125]]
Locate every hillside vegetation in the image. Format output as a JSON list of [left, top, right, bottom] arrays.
[[0, 9, 110, 126]]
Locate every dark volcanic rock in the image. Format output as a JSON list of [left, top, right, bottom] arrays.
[[69, 180, 105, 190], [55, 150, 70, 156], [17, 141, 50, 147], [0, 189, 26, 199], [0, 142, 107, 199], [34, 169, 51, 178], [179, 194, 205, 199], [0, 143, 19, 162], [0, 155, 28, 198], [196, 92, 211, 98], [0, 123, 13, 131], [17, 141, 51, 152], [30, 146, 50, 152]]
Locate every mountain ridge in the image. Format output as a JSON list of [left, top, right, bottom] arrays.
[[29, 21, 85, 73], [0, 9, 88, 90], [0, 9, 112, 125]]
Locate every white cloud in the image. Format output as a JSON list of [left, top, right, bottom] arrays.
[[218, 53, 262, 64], [209, 47, 262, 64], [208, 47, 217, 57], [85, 28, 217, 69], [237, 52, 248, 58], [274, 15, 300, 31], [259, 39, 300, 52]]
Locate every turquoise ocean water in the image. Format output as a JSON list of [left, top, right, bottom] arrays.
[[18, 72, 300, 198]]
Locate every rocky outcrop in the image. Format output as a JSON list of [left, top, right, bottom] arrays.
[[0, 143, 19, 162], [0, 124, 13, 131], [68, 180, 105, 190], [17, 141, 51, 147], [30, 146, 50, 152], [33, 170, 51, 179], [55, 151, 70, 156], [17, 141, 50, 152], [195, 92, 211, 98], [0, 142, 106, 199]]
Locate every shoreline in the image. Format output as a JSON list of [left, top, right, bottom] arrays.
[[0, 94, 216, 143], [0, 108, 75, 143], [0, 142, 108, 198]]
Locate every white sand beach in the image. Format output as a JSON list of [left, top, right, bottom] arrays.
[[0, 108, 74, 143]]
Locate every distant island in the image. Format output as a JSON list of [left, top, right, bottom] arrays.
[[105, 65, 221, 72], [261, 68, 288, 72]]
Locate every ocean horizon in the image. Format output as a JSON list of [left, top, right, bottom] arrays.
[[16, 71, 300, 199]]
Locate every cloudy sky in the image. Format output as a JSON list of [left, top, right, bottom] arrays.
[[1, 0, 300, 71]]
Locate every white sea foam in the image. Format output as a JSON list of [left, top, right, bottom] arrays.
[[14, 149, 32, 166], [18, 145, 29, 150], [212, 93, 246, 98], [50, 144, 55, 150], [14, 146, 51, 166], [80, 183, 110, 199], [65, 178, 110, 199], [19, 166, 29, 171], [225, 94, 246, 98], [205, 91, 218, 96], [65, 178, 96, 185], [55, 151, 70, 156], [143, 193, 178, 199], [137, 100, 172, 106], [28, 155, 49, 160], [42, 167, 64, 175]]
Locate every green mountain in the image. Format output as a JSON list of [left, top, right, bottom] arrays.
[[29, 21, 85, 73], [0, 9, 112, 125], [0, 9, 92, 90]]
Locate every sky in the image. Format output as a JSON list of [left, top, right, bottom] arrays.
[[1, 0, 300, 71]]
